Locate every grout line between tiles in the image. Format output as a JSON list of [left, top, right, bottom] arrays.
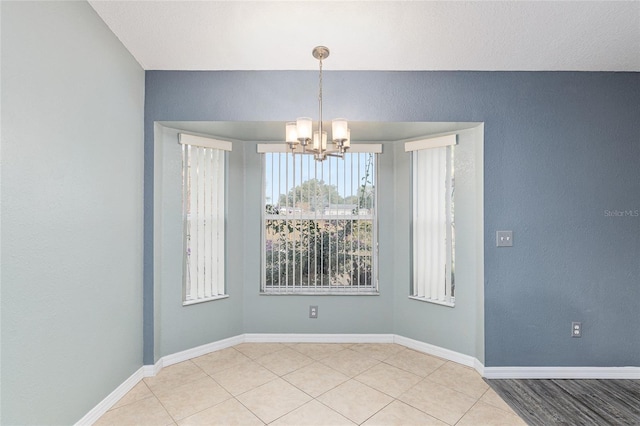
[[358, 398, 396, 425], [452, 398, 482, 426]]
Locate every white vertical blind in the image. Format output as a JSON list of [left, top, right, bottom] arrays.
[[180, 134, 230, 305], [259, 145, 380, 294], [408, 135, 456, 306]]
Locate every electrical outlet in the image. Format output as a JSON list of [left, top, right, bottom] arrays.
[[309, 305, 318, 319], [572, 322, 582, 338]]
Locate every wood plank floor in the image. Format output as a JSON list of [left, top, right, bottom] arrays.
[[487, 379, 640, 425]]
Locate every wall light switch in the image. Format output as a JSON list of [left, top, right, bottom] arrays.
[[496, 231, 513, 247]]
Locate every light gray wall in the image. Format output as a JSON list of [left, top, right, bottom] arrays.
[[1, 2, 144, 424], [241, 140, 396, 334], [393, 127, 484, 361], [153, 125, 243, 359], [151, 128, 480, 350]]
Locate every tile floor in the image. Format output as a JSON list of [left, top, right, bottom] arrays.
[[96, 343, 526, 425]]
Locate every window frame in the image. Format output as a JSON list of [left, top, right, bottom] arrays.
[[258, 143, 382, 295]]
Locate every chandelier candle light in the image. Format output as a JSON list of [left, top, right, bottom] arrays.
[[286, 46, 350, 162]]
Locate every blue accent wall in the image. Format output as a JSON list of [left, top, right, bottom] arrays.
[[145, 70, 639, 367]]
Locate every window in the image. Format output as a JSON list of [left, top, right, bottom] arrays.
[[259, 145, 381, 294], [406, 135, 457, 306], [179, 133, 231, 305]]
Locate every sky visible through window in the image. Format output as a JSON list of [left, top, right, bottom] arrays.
[[264, 153, 373, 206]]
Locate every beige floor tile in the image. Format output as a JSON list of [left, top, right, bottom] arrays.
[[153, 376, 232, 420], [95, 395, 173, 426], [398, 379, 477, 425], [362, 400, 447, 426], [317, 379, 393, 424], [383, 348, 446, 377], [283, 362, 349, 397], [191, 347, 250, 375], [349, 343, 405, 361], [104, 343, 522, 426], [144, 361, 207, 394], [319, 348, 381, 377], [233, 342, 285, 359], [236, 378, 312, 423], [111, 380, 154, 409], [456, 401, 527, 426], [288, 343, 348, 360], [355, 363, 422, 398], [425, 361, 489, 399], [479, 388, 518, 414], [211, 358, 277, 396], [256, 347, 314, 376], [177, 398, 264, 426], [270, 400, 356, 425]]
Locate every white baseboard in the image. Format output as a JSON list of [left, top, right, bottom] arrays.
[[142, 362, 162, 378], [74, 367, 144, 426], [393, 335, 479, 369], [140, 334, 244, 379], [160, 335, 244, 368], [244, 333, 395, 344], [484, 366, 640, 379], [245, 333, 485, 375]]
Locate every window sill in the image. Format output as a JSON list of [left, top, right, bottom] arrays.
[[183, 294, 229, 306], [408, 296, 455, 308], [261, 288, 379, 296]]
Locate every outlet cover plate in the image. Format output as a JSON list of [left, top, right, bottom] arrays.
[[309, 305, 318, 319], [572, 322, 582, 338], [497, 230, 513, 247]]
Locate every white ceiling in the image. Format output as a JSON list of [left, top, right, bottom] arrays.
[[89, 1, 640, 72]]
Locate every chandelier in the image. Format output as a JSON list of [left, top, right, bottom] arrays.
[[285, 46, 350, 162]]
